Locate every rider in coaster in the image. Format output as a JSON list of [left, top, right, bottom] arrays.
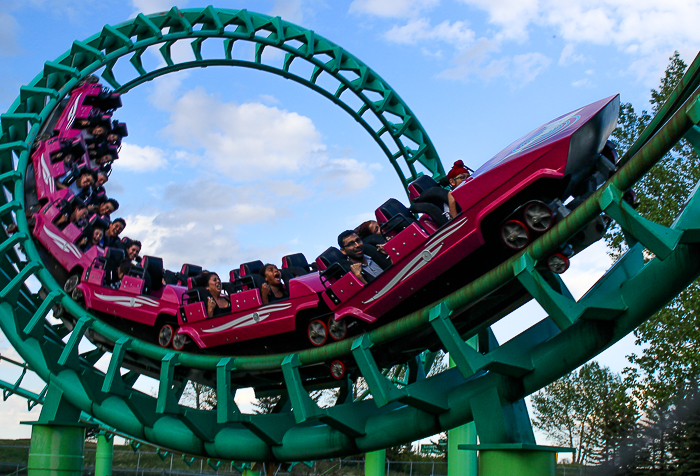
[[109, 259, 132, 290], [55, 202, 89, 230], [412, 160, 470, 221], [123, 239, 142, 265], [101, 218, 126, 249], [259, 264, 289, 304], [89, 197, 119, 220], [201, 271, 230, 318], [83, 223, 105, 251], [57, 169, 97, 203], [356, 220, 386, 247], [338, 230, 384, 285], [447, 160, 470, 218], [88, 170, 109, 204]]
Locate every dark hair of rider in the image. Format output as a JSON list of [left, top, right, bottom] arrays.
[[337, 230, 358, 248], [118, 259, 132, 277], [258, 263, 277, 277], [106, 198, 120, 211], [355, 221, 377, 240]]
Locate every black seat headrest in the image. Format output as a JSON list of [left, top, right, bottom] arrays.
[[377, 198, 416, 236], [105, 247, 125, 264], [282, 253, 309, 271], [142, 256, 164, 292], [182, 287, 211, 306], [408, 175, 440, 201], [180, 263, 202, 278], [379, 198, 414, 221], [241, 260, 264, 277], [317, 247, 346, 269], [162, 269, 178, 285], [89, 215, 110, 229]]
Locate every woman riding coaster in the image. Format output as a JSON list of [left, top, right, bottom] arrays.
[[259, 264, 289, 304], [200, 272, 230, 318]]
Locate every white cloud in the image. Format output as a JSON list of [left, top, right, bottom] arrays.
[[373, 1, 700, 85], [559, 44, 585, 66], [270, 0, 305, 24], [439, 41, 549, 84], [122, 213, 242, 271], [544, 4, 617, 45], [131, 0, 183, 15], [121, 177, 314, 270], [561, 240, 611, 299], [350, 0, 440, 19], [572, 78, 592, 88], [148, 72, 190, 109], [0, 12, 20, 57], [512, 52, 551, 83], [438, 37, 510, 81], [315, 158, 383, 194], [457, 0, 539, 40], [385, 18, 476, 47], [258, 94, 281, 105], [117, 142, 168, 172], [163, 88, 326, 181]]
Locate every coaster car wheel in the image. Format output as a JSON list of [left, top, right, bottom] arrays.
[[330, 360, 346, 379], [501, 220, 529, 250], [307, 319, 328, 347], [547, 253, 570, 274], [64, 275, 80, 294], [71, 288, 84, 302], [172, 333, 188, 351], [327, 316, 348, 341], [158, 324, 174, 348], [523, 202, 553, 232]]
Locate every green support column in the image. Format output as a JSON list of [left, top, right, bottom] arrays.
[[242, 469, 259, 476], [474, 445, 571, 476], [95, 432, 113, 476], [365, 449, 386, 476], [447, 337, 477, 476], [28, 425, 86, 476], [25, 382, 88, 476], [480, 449, 554, 475]]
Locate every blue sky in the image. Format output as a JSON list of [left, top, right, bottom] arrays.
[[1, 0, 700, 441]]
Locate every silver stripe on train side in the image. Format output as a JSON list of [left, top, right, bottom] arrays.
[[362, 217, 469, 304], [40, 153, 54, 194], [94, 293, 160, 308], [44, 226, 82, 259], [202, 303, 293, 333], [65, 93, 82, 130]]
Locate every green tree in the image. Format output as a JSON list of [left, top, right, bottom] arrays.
[[606, 52, 698, 259], [608, 51, 700, 409], [604, 51, 700, 473], [532, 361, 636, 465], [180, 382, 216, 410]]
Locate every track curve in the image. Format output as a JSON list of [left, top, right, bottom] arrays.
[[2, 6, 700, 463]]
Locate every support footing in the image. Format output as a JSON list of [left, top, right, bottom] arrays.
[[459, 443, 574, 476], [27, 424, 86, 476]]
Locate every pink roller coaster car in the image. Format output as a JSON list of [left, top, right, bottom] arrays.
[[166, 95, 621, 360]]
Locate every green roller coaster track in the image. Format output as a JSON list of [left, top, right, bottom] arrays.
[[2, 6, 700, 463]]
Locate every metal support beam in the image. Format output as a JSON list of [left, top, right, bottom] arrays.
[[365, 450, 386, 476], [447, 337, 477, 476], [95, 432, 114, 476]]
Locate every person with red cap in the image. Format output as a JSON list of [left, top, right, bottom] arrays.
[[446, 160, 471, 217], [447, 160, 471, 189]]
